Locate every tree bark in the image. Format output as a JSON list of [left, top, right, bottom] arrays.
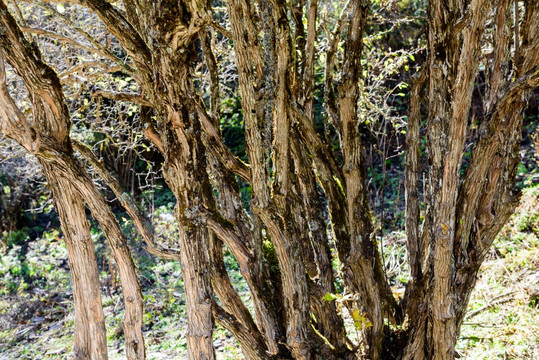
[[45, 167, 108, 360]]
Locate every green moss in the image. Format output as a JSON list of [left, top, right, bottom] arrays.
[[212, 211, 235, 230], [332, 175, 345, 197], [262, 239, 280, 275]]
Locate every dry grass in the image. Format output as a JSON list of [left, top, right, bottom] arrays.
[[457, 186, 539, 359]]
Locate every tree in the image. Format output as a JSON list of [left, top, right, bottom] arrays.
[[0, 4, 145, 358], [0, 0, 537, 359]]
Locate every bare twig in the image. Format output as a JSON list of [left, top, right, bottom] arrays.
[[465, 292, 515, 320], [72, 139, 181, 260], [90, 89, 152, 107]]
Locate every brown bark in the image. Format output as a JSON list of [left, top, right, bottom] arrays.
[[65, 157, 146, 359], [404, 68, 426, 283], [46, 171, 108, 360], [401, 0, 491, 355], [270, 2, 313, 358], [208, 233, 270, 360], [291, 135, 349, 355], [402, 0, 538, 359], [337, 2, 385, 357], [0, 50, 109, 360], [204, 137, 285, 355]]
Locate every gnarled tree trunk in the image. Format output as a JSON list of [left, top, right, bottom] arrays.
[[1, 0, 538, 359], [0, 3, 145, 358], [46, 171, 108, 360]]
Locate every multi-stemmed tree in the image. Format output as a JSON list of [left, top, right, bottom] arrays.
[[0, 0, 537, 359]]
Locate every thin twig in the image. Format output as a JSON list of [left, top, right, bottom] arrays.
[[465, 292, 515, 320]]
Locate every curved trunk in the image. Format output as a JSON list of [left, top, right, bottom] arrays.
[[69, 161, 146, 360]]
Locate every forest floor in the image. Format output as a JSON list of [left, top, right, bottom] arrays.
[[456, 185, 539, 359], [0, 186, 538, 359]]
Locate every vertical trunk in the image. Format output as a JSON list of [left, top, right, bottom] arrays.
[[164, 144, 215, 360], [401, 69, 427, 332], [402, 0, 538, 358], [270, 3, 312, 359], [404, 69, 426, 284], [160, 108, 216, 360], [301, 0, 317, 120], [420, 1, 459, 355], [178, 221, 215, 359], [69, 162, 146, 360], [155, 74, 216, 360], [227, 1, 315, 357], [45, 166, 108, 360], [199, 30, 285, 348], [338, 1, 384, 358], [135, 1, 218, 357], [290, 136, 350, 355]]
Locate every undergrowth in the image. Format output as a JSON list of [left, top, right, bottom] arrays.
[[0, 188, 538, 359]]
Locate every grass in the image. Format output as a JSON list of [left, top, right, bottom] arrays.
[[457, 186, 539, 359]]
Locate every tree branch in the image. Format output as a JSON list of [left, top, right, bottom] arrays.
[[20, 26, 133, 74], [72, 139, 181, 260], [0, 0, 70, 147], [0, 52, 35, 151], [404, 67, 426, 281], [210, 21, 232, 40], [77, 0, 152, 70], [194, 100, 252, 183], [200, 29, 220, 118], [207, 233, 267, 359], [291, 102, 345, 188], [33, 2, 136, 75], [212, 302, 273, 360], [203, 210, 252, 271], [90, 89, 152, 107], [491, 63, 539, 121]]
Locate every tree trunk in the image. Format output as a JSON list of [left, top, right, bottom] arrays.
[[45, 167, 108, 360], [0, 3, 145, 358], [69, 160, 146, 360]]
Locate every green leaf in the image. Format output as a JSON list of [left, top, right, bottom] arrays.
[[322, 292, 341, 302], [352, 309, 373, 329]]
